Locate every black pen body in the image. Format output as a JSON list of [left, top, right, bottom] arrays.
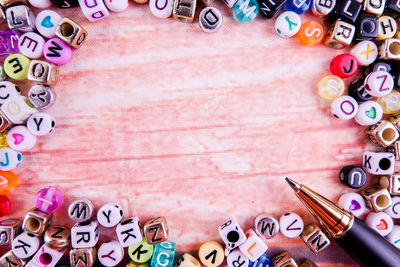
[[335, 217, 400, 267]]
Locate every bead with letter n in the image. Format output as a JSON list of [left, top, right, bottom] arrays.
[[301, 224, 330, 254]]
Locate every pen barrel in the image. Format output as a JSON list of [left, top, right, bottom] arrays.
[[335, 217, 400, 267]]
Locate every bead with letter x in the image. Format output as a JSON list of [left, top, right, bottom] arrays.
[[360, 43, 376, 61]]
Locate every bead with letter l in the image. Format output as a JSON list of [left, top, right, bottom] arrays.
[[272, 251, 297, 267], [43, 38, 72, 66], [78, 0, 109, 22], [34, 186, 63, 213], [18, 32, 44, 59], [301, 223, 330, 254], [149, 0, 173, 18], [258, 0, 286, 18], [365, 212, 393, 236], [199, 7, 222, 33], [176, 253, 201, 267], [4, 53, 30, 80], [338, 192, 366, 217], [365, 120, 399, 147], [116, 217, 142, 247], [336, 0, 362, 23], [150, 241, 176, 267], [324, 20, 355, 49], [330, 95, 358, 120], [239, 229, 268, 261], [36, 10, 62, 39], [6, 125, 37, 152], [218, 217, 246, 250], [5, 5, 35, 32], [354, 101, 383, 126], [274, 11, 301, 38], [69, 247, 97, 267], [27, 59, 59, 85], [68, 198, 95, 222], [71, 220, 99, 249], [12, 232, 40, 259], [55, 17, 87, 49], [143, 216, 168, 244], [172, 0, 196, 22], [98, 240, 124, 267], [0, 147, 22, 171], [361, 184, 392, 212], [254, 214, 279, 239], [96, 202, 124, 228], [28, 85, 56, 110], [44, 225, 70, 249], [330, 54, 358, 78], [198, 241, 224, 267], [296, 21, 324, 46], [248, 253, 273, 267], [128, 237, 153, 263], [226, 249, 249, 267], [22, 207, 52, 236], [0, 219, 21, 247], [380, 174, 400, 195], [233, 0, 259, 23], [339, 166, 367, 189], [279, 212, 303, 238], [0, 170, 18, 195]]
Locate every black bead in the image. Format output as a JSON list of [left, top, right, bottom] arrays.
[[365, 61, 393, 76], [258, 0, 287, 18], [50, 0, 79, 8], [339, 166, 367, 189], [356, 15, 378, 40], [348, 79, 373, 102], [387, 0, 400, 14], [336, 0, 362, 23]]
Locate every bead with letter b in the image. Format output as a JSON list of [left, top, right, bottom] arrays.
[[338, 192, 366, 217], [279, 212, 304, 238], [12, 232, 40, 259], [301, 223, 330, 254], [311, 0, 335, 16], [0, 219, 21, 247], [71, 220, 99, 249], [68, 198, 95, 222], [55, 17, 87, 49], [116, 217, 142, 247], [363, 152, 395, 175], [98, 240, 124, 267], [199, 7, 223, 33], [361, 184, 392, 212], [22, 207, 52, 236], [285, 0, 311, 15], [27, 112, 56, 136], [143, 216, 168, 244], [218, 217, 246, 250], [331, 95, 358, 120]]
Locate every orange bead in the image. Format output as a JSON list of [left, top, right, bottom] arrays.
[[0, 171, 18, 195], [296, 21, 324, 46]]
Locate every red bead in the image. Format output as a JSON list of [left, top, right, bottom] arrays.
[[330, 54, 358, 78], [0, 195, 11, 217]]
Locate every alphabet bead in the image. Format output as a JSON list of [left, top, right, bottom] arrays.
[[43, 38, 72, 66], [356, 15, 378, 41], [365, 120, 399, 147], [317, 75, 344, 100], [338, 192, 366, 217], [299, 259, 317, 267], [103, 0, 128, 12], [143, 217, 168, 244], [0, 195, 11, 217], [330, 54, 358, 78], [274, 11, 301, 38], [50, 0, 79, 8], [28, 0, 51, 8], [34, 186, 63, 213], [366, 211, 393, 236], [18, 32, 44, 59], [5, 5, 35, 32], [279, 212, 304, 238], [387, 225, 400, 248], [0, 219, 21, 247], [384, 196, 400, 219], [0, 171, 18, 195], [97, 203, 124, 228], [361, 184, 392, 212], [0, 250, 25, 267], [0, 30, 20, 57], [330, 95, 358, 120], [55, 17, 87, 49], [377, 91, 400, 114], [1, 95, 37, 124], [27, 59, 59, 85], [226, 249, 249, 267], [116, 217, 142, 247], [6, 126, 36, 152], [98, 241, 124, 267], [44, 225, 70, 249], [71, 221, 99, 249], [366, 61, 393, 76], [364, 71, 394, 98], [363, 152, 395, 175], [26, 244, 66, 267], [0, 81, 20, 105], [354, 101, 383, 126], [223, 0, 237, 8], [149, 0, 173, 19], [389, 113, 400, 131], [28, 85, 56, 110], [68, 198, 95, 222], [199, 7, 223, 33], [198, 241, 224, 267], [378, 38, 400, 60], [233, 0, 259, 23], [78, 0, 109, 22], [36, 10, 62, 39], [0, 111, 12, 134], [339, 166, 367, 189], [350, 41, 377, 66], [4, 53, 30, 80], [324, 20, 355, 49], [69, 247, 97, 267], [12, 232, 41, 259], [27, 113, 55, 137], [377, 16, 396, 41], [336, 0, 362, 23], [22, 207, 52, 236], [176, 253, 201, 267], [218, 218, 246, 251], [172, 0, 196, 22], [254, 214, 279, 239], [128, 237, 154, 263], [239, 229, 268, 261], [386, 140, 400, 160], [311, 0, 335, 16], [272, 251, 297, 267], [380, 174, 400, 195], [296, 21, 324, 46], [248, 253, 273, 267], [150, 241, 176, 267], [0, 147, 22, 171], [285, 0, 310, 15], [300, 224, 330, 254], [258, 0, 285, 18], [363, 0, 384, 16]]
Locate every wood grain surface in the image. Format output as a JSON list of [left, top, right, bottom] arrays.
[[2, 2, 380, 266]]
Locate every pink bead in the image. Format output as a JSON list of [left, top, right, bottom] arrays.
[[0, 195, 11, 217], [43, 38, 72, 66], [34, 186, 63, 213]]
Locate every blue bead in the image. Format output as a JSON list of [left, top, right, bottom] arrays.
[[233, 0, 259, 23], [249, 254, 274, 267], [150, 241, 176, 267], [285, 0, 311, 14]]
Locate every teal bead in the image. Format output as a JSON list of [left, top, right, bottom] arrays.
[[233, 0, 259, 23], [150, 241, 176, 267]]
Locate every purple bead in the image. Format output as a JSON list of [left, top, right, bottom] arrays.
[[0, 30, 20, 57], [43, 38, 72, 66], [34, 186, 63, 213]]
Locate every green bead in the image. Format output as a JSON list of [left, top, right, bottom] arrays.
[[128, 238, 154, 263], [233, 0, 259, 23], [4, 53, 30, 80], [150, 241, 176, 267]]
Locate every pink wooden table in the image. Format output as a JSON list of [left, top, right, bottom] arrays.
[[6, 2, 370, 266]]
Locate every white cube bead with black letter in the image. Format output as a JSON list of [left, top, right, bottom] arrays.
[[218, 218, 246, 251], [70, 221, 99, 249], [97, 203, 124, 228], [116, 217, 142, 247], [12, 232, 41, 259]]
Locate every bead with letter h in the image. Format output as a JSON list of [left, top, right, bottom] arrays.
[[71, 220, 99, 249], [55, 17, 87, 49], [254, 214, 279, 239], [22, 207, 52, 236], [69, 247, 97, 267], [150, 240, 176, 267], [380, 174, 400, 196], [301, 224, 330, 254], [0, 219, 21, 247], [176, 253, 201, 267], [361, 184, 392, 212], [12, 232, 41, 259], [98, 240, 124, 267], [116, 217, 142, 247], [143, 216, 168, 245], [363, 152, 395, 175], [239, 229, 268, 261], [272, 251, 297, 267], [68, 198, 95, 223], [218, 218, 246, 251]]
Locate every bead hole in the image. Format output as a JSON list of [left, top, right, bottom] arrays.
[[389, 42, 400, 55], [27, 217, 41, 232], [379, 158, 391, 170], [376, 195, 389, 208], [60, 22, 75, 37], [302, 224, 315, 236], [39, 253, 52, 264], [382, 128, 396, 142]]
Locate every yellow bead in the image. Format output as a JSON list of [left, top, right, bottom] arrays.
[[4, 54, 30, 80], [128, 237, 154, 263], [0, 132, 8, 148], [377, 16, 397, 41], [377, 91, 400, 114], [176, 253, 201, 267], [317, 75, 345, 100], [198, 241, 224, 267]]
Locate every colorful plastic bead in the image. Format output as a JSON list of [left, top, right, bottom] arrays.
[[365, 212, 393, 236], [78, 0, 109, 22], [198, 241, 224, 267], [364, 71, 394, 97], [1, 95, 37, 124], [218, 218, 246, 251], [176, 253, 201, 267], [275, 11, 301, 38], [128, 237, 154, 263], [377, 91, 400, 114], [377, 16, 396, 41], [149, 0, 174, 18], [104, 0, 129, 12], [296, 21, 324, 46], [330, 54, 358, 78], [34, 186, 63, 214], [51, 0, 79, 8], [150, 241, 176, 267], [279, 212, 304, 238], [0, 148, 22, 171], [363, 152, 395, 176], [348, 78, 372, 102], [4, 53, 30, 80], [285, 0, 311, 15], [350, 41, 377, 66], [43, 38, 72, 66], [6, 126, 37, 152], [233, 0, 259, 23], [239, 229, 268, 261], [0, 195, 11, 217], [0, 170, 18, 195], [339, 166, 367, 189], [36, 10, 62, 39], [338, 192, 366, 217], [27, 59, 59, 85], [331, 95, 358, 120], [317, 75, 344, 100], [387, 225, 400, 248], [0, 30, 20, 57], [0, 81, 21, 105], [98, 241, 124, 267]]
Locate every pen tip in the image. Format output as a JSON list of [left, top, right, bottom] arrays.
[[285, 177, 301, 192]]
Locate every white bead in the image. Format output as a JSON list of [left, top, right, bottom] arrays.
[[338, 192, 366, 217], [98, 241, 124, 267], [386, 225, 400, 248], [26, 244, 66, 267], [363, 152, 395, 175], [238, 229, 268, 262], [354, 101, 383, 126], [97, 203, 124, 228], [1, 95, 38, 124], [275, 11, 301, 38], [27, 0, 52, 8], [227, 249, 249, 267], [254, 214, 279, 239], [116, 217, 142, 247], [330, 95, 358, 120], [71, 221, 99, 249], [279, 212, 304, 238], [224, 0, 237, 8], [350, 41, 378, 66], [27, 113, 55, 136], [7, 126, 37, 152], [0, 148, 22, 171], [35, 10, 62, 39], [384, 196, 400, 219], [149, 0, 173, 18], [68, 199, 95, 222], [365, 211, 393, 236], [18, 32, 45, 59], [364, 71, 394, 97], [218, 218, 246, 251], [12, 232, 41, 259], [78, 0, 110, 22], [0, 81, 21, 104], [103, 0, 129, 12]]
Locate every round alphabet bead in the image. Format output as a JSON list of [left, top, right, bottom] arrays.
[[331, 95, 358, 120], [285, 0, 311, 14], [348, 78, 373, 102], [364, 71, 394, 97], [149, 0, 173, 18], [28, 85, 56, 110], [68, 199, 95, 222], [365, 211, 393, 236], [199, 7, 223, 33], [198, 241, 224, 267], [339, 166, 367, 189], [78, 0, 110, 22], [12, 232, 41, 259], [317, 75, 344, 100], [97, 203, 124, 228], [279, 212, 304, 238], [4, 54, 30, 80], [18, 32, 45, 59], [0, 171, 18, 195], [377, 16, 396, 41], [377, 91, 400, 114], [296, 21, 324, 46], [338, 192, 366, 217], [233, 0, 259, 23], [104, 0, 129, 12], [254, 214, 279, 239], [354, 101, 383, 126], [387, 225, 400, 248], [128, 237, 154, 263], [275, 11, 301, 38], [330, 54, 358, 79], [28, 0, 52, 8], [350, 41, 378, 66], [384, 196, 400, 219], [0, 195, 11, 216], [0, 81, 21, 104], [98, 241, 124, 267], [6, 126, 37, 152], [43, 38, 72, 66], [35, 186, 63, 213], [27, 113, 56, 136], [0, 148, 22, 171], [36, 10, 62, 39]]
